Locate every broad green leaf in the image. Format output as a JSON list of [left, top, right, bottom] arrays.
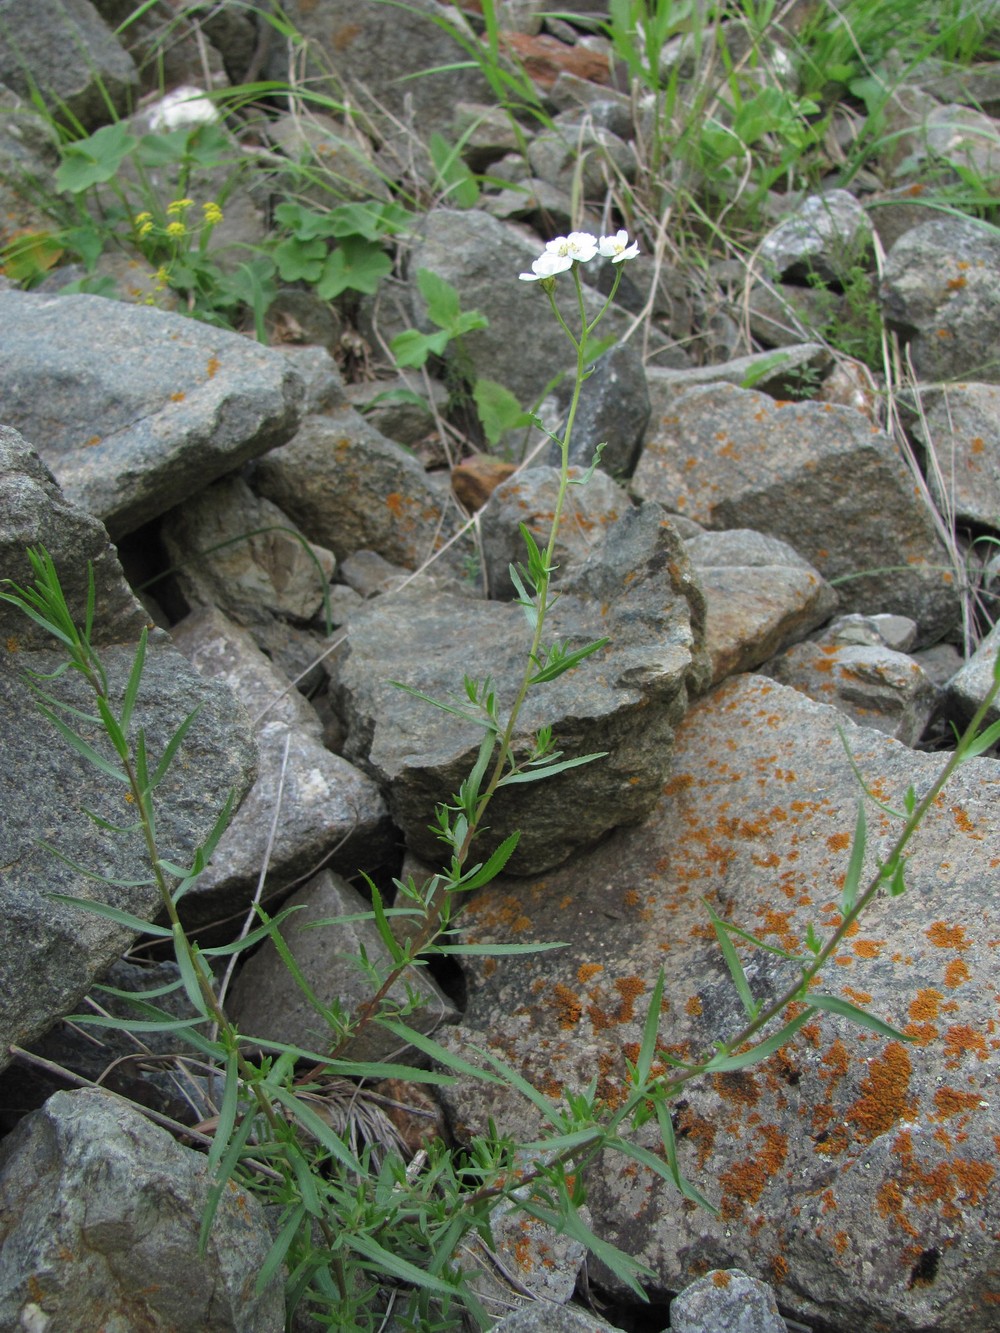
[[739, 351, 792, 389], [274, 235, 326, 283], [417, 267, 461, 327], [474, 378, 533, 447], [389, 327, 450, 369], [56, 123, 137, 193], [316, 239, 391, 299], [429, 131, 480, 208], [809, 993, 915, 1041]]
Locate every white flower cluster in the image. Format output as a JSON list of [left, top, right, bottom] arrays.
[[519, 229, 639, 282]]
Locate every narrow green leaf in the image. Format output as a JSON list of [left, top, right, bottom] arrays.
[[378, 1021, 505, 1085], [120, 628, 147, 735], [96, 695, 128, 761], [476, 1047, 565, 1128], [37, 707, 128, 783], [173, 927, 211, 1018], [498, 751, 608, 785], [435, 940, 568, 956], [963, 715, 1000, 759], [207, 1051, 240, 1172], [634, 969, 663, 1085], [268, 1082, 363, 1175], [840, 800, 867, 917], [256, 1204, 307, 1295], [454, 830, 521, 891], [201, 1111, 259, 1256], [390, 681, 491, 726], [150, 704, 204, 789], [809, 993, 915, 1041], [47, 893, 172, 935], [199, 906, 303, 956], [528, 637, 610, 684], [704, 1009, 816, 1073], [370, 883, 406, 965], [343, 1232, 460, 1297], [704, 901, 757, 1020], [654, 1101, 719, 1211], [63, 1012, 207, 1033]]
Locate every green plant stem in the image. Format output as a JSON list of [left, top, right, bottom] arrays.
[[321, 264, 625, 1061]]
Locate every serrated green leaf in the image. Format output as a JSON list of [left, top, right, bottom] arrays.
[[473, 378, 532, 447], [454, 830, 520, 891], [528, 637, 609, 684], [316, 239, 391, 299], [417, 267, 461, 327]]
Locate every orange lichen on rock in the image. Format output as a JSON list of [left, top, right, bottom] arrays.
[[711, 1269, 732, 1287], [943, 958, 971, 988], [552, 983, 582, 1030], [933, 1087, 983, 1120], [577, 962, 604, 985], [846, 1042, 914, 1142], [926, 921, 970, 950], [720, 1124, 788, 1217], [943, 1024, 989, 1066], [909, 989, 943, 1022]]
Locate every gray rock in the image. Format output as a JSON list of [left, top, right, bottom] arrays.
[[492, 1307, 625, 1333], [685, 528, 838, 685], [0, 0, 138, 129], [479, 465, 632, 599], [894, 103, 1000, 198], [912, 382, 1000, 528], [253, 410, 458, 569], [437, 674, 1000, 1333], [406, 209, 631, 405], [763, 638, 939, 746], [826, 612, 919, 653], [168, 607, 394, 928], [228, 870, 459, 1064], [161, 475, 337, 628], [0, 1089, 283, 1331], [277, 344, 347, 416], [0, 288, 304, 538], [758, 188, 874, 282], [880, 217, 1000, 384], [1, 432, 256, 1071], [670, 1269, 785, 1332], [528, 121, 637, 198], [333, 501, 707, 874], [269, 0, 491, 138], [633, 382, 960, 643], [946, 618, 1000, 728], [645, 343, 829, 400], [538, 342, 650, 478]]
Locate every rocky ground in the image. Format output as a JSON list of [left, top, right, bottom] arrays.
[[2, 2, 1000, 1331]]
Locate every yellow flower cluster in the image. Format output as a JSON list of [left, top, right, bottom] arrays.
[[166, 197, 195, 215], [202, 201, 224, 226]]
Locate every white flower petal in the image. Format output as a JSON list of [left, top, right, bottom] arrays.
[[519, 251, 573, 281], [598, 229, 639, 262]]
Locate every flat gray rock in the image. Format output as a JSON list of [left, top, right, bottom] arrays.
[[0, 431, 257, 1069], [0, 1089, 283, 1331], [438, 674, 1000, 1333], [634, 382, 959, 643], [0, 288, 304, 537]]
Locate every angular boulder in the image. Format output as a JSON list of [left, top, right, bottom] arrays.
[[0, 288, 304, 537]]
